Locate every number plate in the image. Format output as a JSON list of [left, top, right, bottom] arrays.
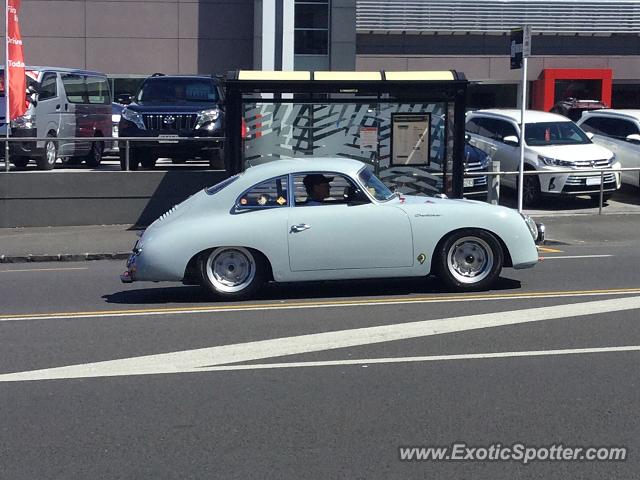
[[463, 178, 475, 188], [158, 134, 179, 144], [586, 177, 601, 186]]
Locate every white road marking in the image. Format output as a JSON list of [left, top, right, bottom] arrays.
[[0, 267, 89, 273], [1, 295, 640, 382], [194, 345, 640, 372], [541, 255, 613, 260], [1, 288, 640, 323]]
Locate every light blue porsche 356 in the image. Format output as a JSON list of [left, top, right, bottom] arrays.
[[121, 158, 543, 299]]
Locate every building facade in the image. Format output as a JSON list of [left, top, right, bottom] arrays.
[[2, 0, 639, 107]]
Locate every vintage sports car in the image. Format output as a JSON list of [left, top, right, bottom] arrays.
[[121, 158, 542, 298]]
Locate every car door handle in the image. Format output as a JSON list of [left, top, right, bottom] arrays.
[[290, 224, 311, 233]]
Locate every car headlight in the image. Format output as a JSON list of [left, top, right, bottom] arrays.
[[538, 155, 574, 168], [11, 113, 35, 129], [122, 108, 145, 130], [609, 153, 616, 165], [520, 213, 538, 241], [195, 109, 220, 130]]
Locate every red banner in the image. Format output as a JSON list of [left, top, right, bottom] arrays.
[[6, 0, 26, 121]]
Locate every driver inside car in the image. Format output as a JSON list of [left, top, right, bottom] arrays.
[[303, 174, 333, 206]]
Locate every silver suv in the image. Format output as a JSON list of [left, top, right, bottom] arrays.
[[465, 109, 621, 206]]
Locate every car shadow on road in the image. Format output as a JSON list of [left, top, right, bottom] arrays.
[[103, 276, 522, 305]]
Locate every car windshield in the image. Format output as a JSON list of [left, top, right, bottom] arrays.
[[138, 78, 219, 103], [358, 168, 395, 201], [524, 121, 591, 146]]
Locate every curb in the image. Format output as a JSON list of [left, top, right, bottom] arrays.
[[0, 252, 130, 264]]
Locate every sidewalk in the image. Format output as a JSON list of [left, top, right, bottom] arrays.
[[0, 224, 140, 263], [0, 214, 639, 263]]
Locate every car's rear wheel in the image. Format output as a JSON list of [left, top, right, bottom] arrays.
[[199, 247, 265, 299], [522, 174, 541, 207], [36, 135, 58, 170], [435, 229, 503, 291], [84, 140, 103, 167]]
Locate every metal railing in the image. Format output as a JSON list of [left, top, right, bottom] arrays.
[[463, 167, 640, 215], [0, 136, 224, 172]]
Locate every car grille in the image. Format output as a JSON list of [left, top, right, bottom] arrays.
[[565, 172, 617, 185], [572, 159, 611, 168], [465, 160, 488, 186], [143, 114, 197, 131]]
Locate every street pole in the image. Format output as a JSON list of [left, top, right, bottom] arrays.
[[5, 0, 10, 172], [517, 56, 527, 213]]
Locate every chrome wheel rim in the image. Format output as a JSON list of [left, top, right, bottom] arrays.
[[205, 247, 256, 293], [46, 140, 56, 166], [446, 236, 494, 284]]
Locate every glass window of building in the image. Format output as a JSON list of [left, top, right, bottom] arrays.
[[295, 0, 329, 55]]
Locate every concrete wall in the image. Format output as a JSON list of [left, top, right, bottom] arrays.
[[0, 170, 228, 227], [1, 0, 255, 75]]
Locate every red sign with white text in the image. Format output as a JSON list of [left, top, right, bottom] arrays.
[[7, 0, 26, 121]]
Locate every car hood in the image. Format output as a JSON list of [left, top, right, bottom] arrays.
[[528, 143, 613, 160], [125, 102, 219, 114]]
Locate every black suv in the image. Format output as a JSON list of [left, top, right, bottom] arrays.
[[118, 74, 224, 170]]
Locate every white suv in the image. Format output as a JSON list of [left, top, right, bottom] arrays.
[[466, 109, 621, 206], [576, 109, 640, 189]]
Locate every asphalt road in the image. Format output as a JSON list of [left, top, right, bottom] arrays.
[[2, 228, 640, 478]]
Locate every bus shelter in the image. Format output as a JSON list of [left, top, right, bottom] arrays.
[[224, 70, 468, 197]]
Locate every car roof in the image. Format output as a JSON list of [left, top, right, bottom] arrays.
[[468, 109, 572, 124], [580, 109, 640, 122], [240, 158, 368, 184]]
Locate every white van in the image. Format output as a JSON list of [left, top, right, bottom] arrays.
[[1, 66, 112, 170]]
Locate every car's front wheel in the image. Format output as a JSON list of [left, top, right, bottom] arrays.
[[435, 229, 504, 291], [199, 247, 266, 299]]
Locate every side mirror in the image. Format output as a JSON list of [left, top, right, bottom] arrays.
[[585, 132, 595, 140], [503, 135, 519, 146], [626, 133, 640, 144], [117, 94, 133, 105]]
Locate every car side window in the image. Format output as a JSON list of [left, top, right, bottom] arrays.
[[580, 117, 604, 135], [496, 120, 518, 143], [293, 173, 365, 206], [474, 118, 497, 140], [465, 118, 481, 134], [606, 118, 639, 139], [236, 175, 289, 209], [39, 73, 57, 101]]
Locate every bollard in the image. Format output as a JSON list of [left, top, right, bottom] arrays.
[[487, 160, 500, 205], [4, 138, 9, 172], [598, 169, 604, 215], [125, 140, 130, 171]]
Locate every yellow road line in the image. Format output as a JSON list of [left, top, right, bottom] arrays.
[[2, 287, 640, 321], [537, 246, 564, 253]]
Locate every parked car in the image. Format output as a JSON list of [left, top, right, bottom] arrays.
[[118, 74, 224, 170], [550, 98, 607, 122], [1, 66, 112, 170], [576, 109, 640, 189], [465, 109, 621, 206], [120, 158, 542, 298], [104, 102, 124, 155]]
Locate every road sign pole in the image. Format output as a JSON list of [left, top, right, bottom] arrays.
[[518, 56, 527, 213]]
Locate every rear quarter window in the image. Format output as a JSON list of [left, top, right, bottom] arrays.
[[205, 174, 240, 195]]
